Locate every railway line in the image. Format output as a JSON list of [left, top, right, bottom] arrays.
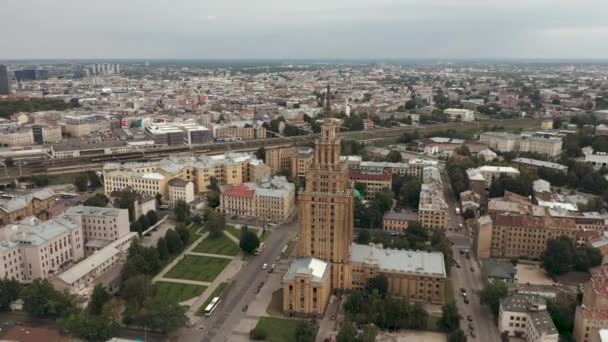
[[2, 117, 540, 181]]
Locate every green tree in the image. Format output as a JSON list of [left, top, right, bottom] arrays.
[[337, 321, 357, 342], [88, 284, 110, 316], [355, 230, 371, 245], [0, 278, 21, 312], [294, 320, 317, 342], [138, 214, 151, 230], [176, 224, 191, 246], [133, 295, 188, 333], [165, 229, 184, 255], [73, 174, 89, 192], [240, 230, 260, 254], [386, 150, 403, 163], [255, 147, 266, 161], [86, 171, 102, 188], [355, 182, 368, 195], [30, 174, 50, 187], [4, 157, 14, 167], [448, 329, 467, 342], [373, 189, 394, 213], [367, 274, 389, 296], [480, 280, 509, 316], [205, 209, 226, 238], [83, 193, 109, 207], [462, 208, 475, 220], [120, 275, 153, 310], [358, 323, 378, 342], [59, 313, 119, 341], [207, 191, 220, 208], [116, 190, 136, 221], [146, 210, 158, 225], [455, 144, 471, 156], [438, 302, 461, 332], [174, 200, 190, 222], [547, 296, 576, 335], [20, 279, 76, 319], [207, 176, 220, 192], [409, 303, 429, 330], [542, 236, 575, 275], [130, 221, 143, 235], [157, 237, 169, 260]]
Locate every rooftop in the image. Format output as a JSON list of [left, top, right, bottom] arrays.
[[349, 243, 446, 278], [65, 205, 125, 217], [283, 257, 329, 283], [500, 293, 557, 336]]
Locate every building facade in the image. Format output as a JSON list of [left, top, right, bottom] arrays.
[[64, 206, 130, 254], [282, 258, 331, 317], [0, 188, 56, 226], [168, 179, 195, 207], [574, 265, 608, 342], [498, 293, 558, 342], [349, 173, 392, 200], [419, 167, 449, 230]]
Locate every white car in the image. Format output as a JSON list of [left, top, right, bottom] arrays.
[[262, 263, 268, 270]]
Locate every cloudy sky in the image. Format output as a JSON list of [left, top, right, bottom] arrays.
[[2, 0, 608, 59]]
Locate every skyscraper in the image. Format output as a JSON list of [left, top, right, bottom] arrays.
[[0, 64, 12, 95], [296, 84, 355, 290]]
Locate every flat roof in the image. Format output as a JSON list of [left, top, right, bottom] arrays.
[[284, 257, 329, 283], [65, 205, 124, 217], [349, 243, 446, 278]]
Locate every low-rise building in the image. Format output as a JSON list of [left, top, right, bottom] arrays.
[[482, 259, 516, 284], [0, 216, 84, 282], [383, 211, 416, 232], [214, 125, 266, 140], [513, 158, 568, 175], [467, 166, 520, 189], [282, 257, 331, 317], [444, 108, 475, 121], [219, 176, 295, 222], [63, 114, 110, 137], [64, 206, 130, 254], [498, 293, 558, 342], [479, 132, 562, 157], [168, 179, 195, 207], [349, 173, 392, 200], [0, 188, 56, 225]]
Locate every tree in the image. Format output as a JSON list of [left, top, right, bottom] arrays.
[[59, 313, 119, 342], [448, 329, 467, 342], [207, 176, 220, 192], [373, 189, 394, 213], [294, 320, 317, 342], [207, 191, 220, 208], [73, 174, 89, 192], [455, 144, 471, 157], [410, 303, 429, 330], [354, 182, 368, 195], [116, 190, 136, 221], [4, 157, 14, 167], [205, 209, 226, 238], [355, 230, 371, 245], [0, 278, 21, 312], [367, 274, 389, 296], [130, 221, 142, 235], [337, 321, 357, 342], [165, 229, 184, 255], [438, 302, 461, 332], [155, 193, 163, 206], [20, 279, 76, 319], [83, 193, 109, 207], [138, 214, 151, 230], [358, 323, 378, 342], [133, 294, 188, 333], [121, 275, 153, 309], [573, 246, 602, 272], [176, 224, 191, 246], [480, 280, 509, 316], [146, 210, 158, 225], [542, 236, 575, 275], [88, 284, 110, 316], [547, 296, 576, 335], [462, 208, 475, 220], [385, 150, 403, 163], [174, 200, 190, 222], [250, 327, 267, 340], [399, 177, 421, 208], [157, 237, 169, 260], [240, 230, 260, 254], [30, 174, 49, 187], [255, 147, 266, 161]]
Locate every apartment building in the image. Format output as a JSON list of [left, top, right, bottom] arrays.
[[350, 243, 447, 305], [513, 158, 568, 175], [265, 146, 298, 174], [419, 166, 449, 230], [349, 173, 392, 200], [349, 159, 439, 179], [0, 122, 62, 147], [145, 122, 212, 145], [444, 108, 475, 121], [383, 212, 413, 232], [103, 153, 269, 199], [168, 179, 195, 207], [64, 206, 130, 254], [574, 265, 608, 342], [0, 216, 84, 282], [63, 115, 110, 137], [52, 232, 137, 296], [219, 176, 295, 222], [478, 132, 562, 157], [0, 188, 57, 225], [282, 257, 331, 317], [214, 125, 266, 140], [467, 166, 520, 189], [498, 293, 558, 342], [291, 148, 314, 181], [0, 127, 34, 147]]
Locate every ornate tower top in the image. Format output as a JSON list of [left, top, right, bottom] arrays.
[[324, 84, 332, 118]]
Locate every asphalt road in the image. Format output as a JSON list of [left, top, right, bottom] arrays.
[[443, 171, 501, 342], [177, 216, 299, 342]]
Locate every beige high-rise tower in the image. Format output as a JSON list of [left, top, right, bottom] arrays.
[[296, 85, 354, 290]]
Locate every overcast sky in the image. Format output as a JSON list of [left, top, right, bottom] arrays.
[[2, 0, 608, 59]]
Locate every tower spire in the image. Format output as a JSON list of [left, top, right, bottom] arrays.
[[324, 83, 332, 118]]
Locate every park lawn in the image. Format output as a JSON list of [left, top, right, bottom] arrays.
[[153, 281, 207, 304], [254, 317, 314, 342], [195, 282, 230, 316], [226, 225, 243, 240], [193, 234, 240, 256], [259, 229, 270, 242], [427, 314, 441, 332], [188, 223, 203, 237], [164, 255, 231, 282]]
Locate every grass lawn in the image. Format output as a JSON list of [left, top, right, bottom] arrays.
[[188, 223, 203, 237], [427, 314, 441, 332], [195, 282, 230, 316], [254, 317, 314, 342], [259, 229, 270, 242], [165, 255, 231, 282], [192, 234, 240, 256], [226, 225, 243, 240], [153, 281, 207, 304]]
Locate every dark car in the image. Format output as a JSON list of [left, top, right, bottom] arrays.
[[242, 305, 248, 312], [460, 288, 466, 293], [469, 323, 474, 331], [467, 315, 473, 322], [470, 267, 475, 272], [464, 297, 470, 304]]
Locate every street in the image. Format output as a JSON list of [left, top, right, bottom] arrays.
[[177, 216, 299, 342], [442, 171, 501, 342]]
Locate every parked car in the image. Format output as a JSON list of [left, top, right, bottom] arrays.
[[262, 263, 268, 270], [242, 305, 248, 312], [467, 315, 473, 322], [464, 298, 470, 304]]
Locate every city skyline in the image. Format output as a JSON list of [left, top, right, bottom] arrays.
[[2, 0, 608, 60]]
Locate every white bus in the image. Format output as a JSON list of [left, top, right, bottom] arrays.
[[204, 297, 221, 316], [455, 207, 461, 215], [254, 242, 266, 255]]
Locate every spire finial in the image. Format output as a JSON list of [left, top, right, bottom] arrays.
[[324, 83, 332, 118]]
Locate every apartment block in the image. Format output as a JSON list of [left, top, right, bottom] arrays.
[[513, 158, 568, 175], [419, 166, 449, 230], [498, 293, 558, 342], [467, 166, 520, 189], [63, 115, 110, 137], [0, 216, 84, 282], [349, 172, 392, 200], [444, 108, 475, 121], [0, 188, 57, 225], [64, 206, 130, 254], [265, 146, 298, 174], [574, 265, 608, 342], [478, 132, 562, 157], [168, 179, 195, 207], [383, 212, 414, 232], [214, 125, 266, 140], [219, 176, 295, 222]]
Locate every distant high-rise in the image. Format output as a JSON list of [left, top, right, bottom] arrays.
[[0, 65, 12, 95]]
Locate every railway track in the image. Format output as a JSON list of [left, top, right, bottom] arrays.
[[3, 117, 539, 181]]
